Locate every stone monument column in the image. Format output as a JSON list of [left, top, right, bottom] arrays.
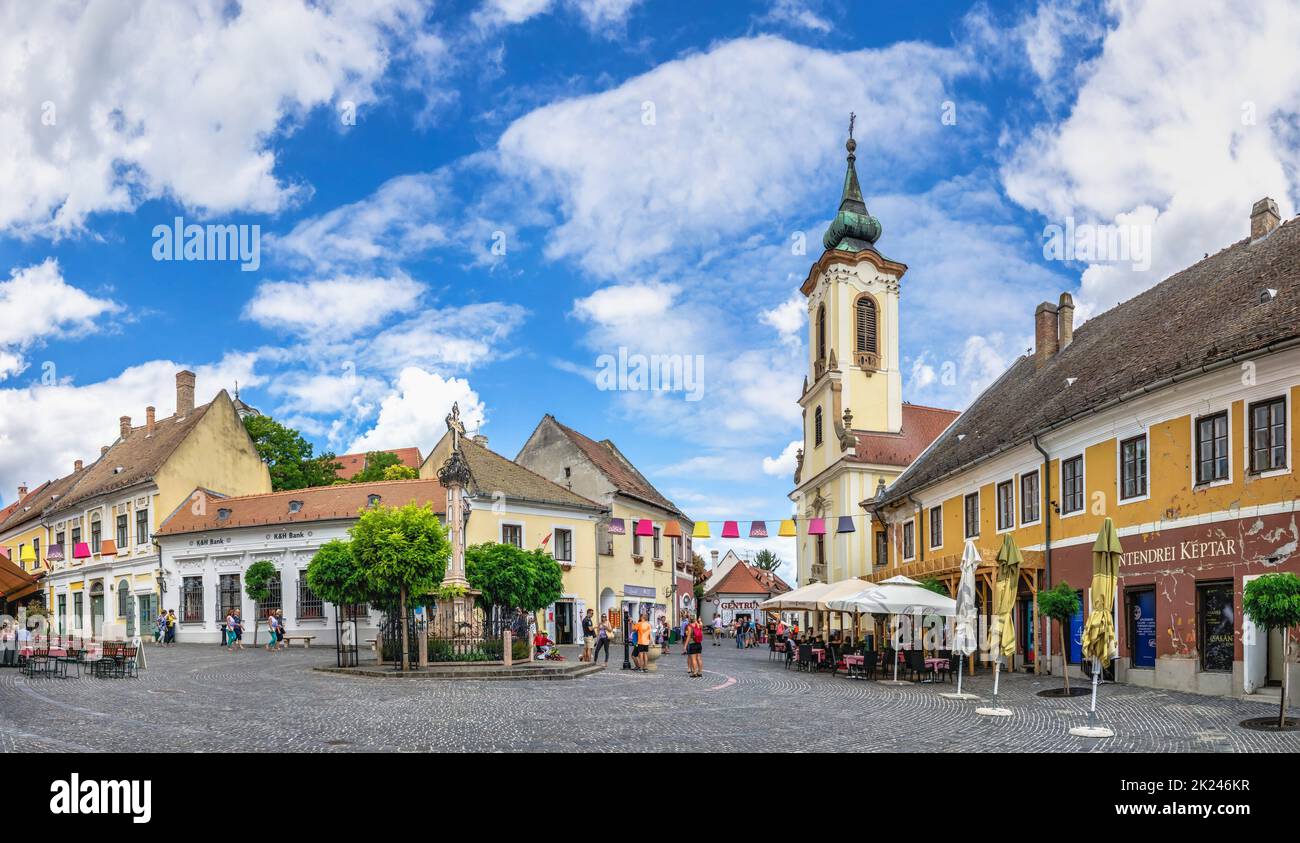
[[435, 403, 478, 629]]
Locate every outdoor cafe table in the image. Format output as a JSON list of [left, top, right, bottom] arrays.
[[811, 648, 826, 663]]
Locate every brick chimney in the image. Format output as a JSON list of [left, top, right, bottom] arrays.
[[146, 406, 156, 435], [1251, 197, 1280, 240], [710, 549, 719, 566], [74, 459, 83, 472], [176, 370, 196, 418], [17, 483, 27, 499], [472, 434, 488, 447], [120, 415, 132, 440], [1057, 292, 1075, 351], [1035, 301, 1059, 365]]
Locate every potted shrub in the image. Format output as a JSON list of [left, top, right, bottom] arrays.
[[1242, 572, 1300, 731], [1036, 582, 1083, 696]]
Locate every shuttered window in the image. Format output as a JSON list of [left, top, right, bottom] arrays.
[[855, 296, 878, 355]]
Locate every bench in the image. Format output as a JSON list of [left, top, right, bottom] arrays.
[[282, 635, 316, 648]]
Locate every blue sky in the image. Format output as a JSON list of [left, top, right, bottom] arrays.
[[2, 0, 1298, 581]]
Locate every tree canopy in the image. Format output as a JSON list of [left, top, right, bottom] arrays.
[[243, 415, 341, 491], [306, 540, 371, 607], [350, 451, 409, 483], [466, 542, 564, 613], [752, 549, 782, 571], [1242, 572, 1300, 729], [244, 560, 278, 604], [1037, 582, 1081, 622], [350, 502, 449, 601]]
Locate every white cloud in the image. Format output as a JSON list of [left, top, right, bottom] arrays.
[[0, 353, 262, 505], [474, 0, 641, 33], [1002, 0, 1300, 314], [0, 0, 434, 236], [362, 302, 528, 374], [762, 440, 801, 477], [0, 259, 120, 378], [760, 0, 832, 33], [243, 274, 425, 339], [348, 367, 486, 453], [760, 293, 805, 347], [499, 35, 967, 276], [571, 282, 681, 341], [273, 173, 453, 272]]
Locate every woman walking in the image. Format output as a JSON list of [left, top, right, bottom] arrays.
[[265, 611, 280, 651], [274, 609, 288, 650], [164, 609, 177, 646], [686, 615, 704, 678], [593, 616, 612, 664]]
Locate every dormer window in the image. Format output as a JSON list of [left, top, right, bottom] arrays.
[[288, 500, 304, 513], [367, 494, 381, 508], [217, 508, 232, 522]]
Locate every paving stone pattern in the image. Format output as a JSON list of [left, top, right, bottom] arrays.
[[1, 644, 1297, 752]]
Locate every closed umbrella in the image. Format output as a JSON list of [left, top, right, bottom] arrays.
[[940, 540, 981, 700], [976, 533, 1020, 717], [1072, 517, 1120, 738]]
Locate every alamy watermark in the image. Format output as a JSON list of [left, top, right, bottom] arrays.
[[151, 216, 260, 271], [1043, 217, 1151, 271], [596, 347, 704, 402]]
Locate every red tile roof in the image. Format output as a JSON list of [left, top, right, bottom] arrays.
[[846, 403, 959, 468], [333, 447, 423, 479], [156, 478, 447, 537], [706, 562, 792, 596]]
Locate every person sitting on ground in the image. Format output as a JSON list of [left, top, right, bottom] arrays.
[[533, 629, 552, 659]]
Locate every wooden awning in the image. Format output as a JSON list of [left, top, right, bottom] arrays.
[[862, 546, 1045, 585]]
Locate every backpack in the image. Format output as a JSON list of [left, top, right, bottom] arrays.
[[692, 624, 703, 644]]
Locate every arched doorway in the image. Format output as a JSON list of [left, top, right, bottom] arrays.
[[598, 587, 616, 626], [118, 578, 135, 637], [89, 581, 105, 639]]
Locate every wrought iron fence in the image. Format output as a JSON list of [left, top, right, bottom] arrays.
[[378, 606, 426, 670], [373, 603, 526, 666], [334, 604, 360, 668]]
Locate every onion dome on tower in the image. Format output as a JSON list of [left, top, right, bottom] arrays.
[[822, 113, 882, 253]]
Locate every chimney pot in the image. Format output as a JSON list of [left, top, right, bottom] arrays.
[[1057, 292, 1075, 351], [74, 459, 83, 472], [1035, 302, 1060, 365], [1251, 197, 1280, 240], [120, 415, 132, 440], [101, 446, 109, 456], [472, 433, 488, 447], [17, 483, 27, 499], [710, 550, 719, 564], [176, 370, 196, 418], [146, 406, 156, 435]]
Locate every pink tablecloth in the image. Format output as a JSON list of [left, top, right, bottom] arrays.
[[843, 654, 864, 667], [925, 658, 949, 670], [811, 648, 825, 663]]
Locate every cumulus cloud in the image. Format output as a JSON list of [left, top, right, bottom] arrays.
[[0, 0, 437, 236], [243, 274, 426, 339], [474, 0, 641, 33], [348, 367, 486, 453], [762, 440, 801, 477], [0, 259, 120, 379], [759, 0, 832, 33], [499, 35, 967, 276], [1002, 0, 1300, 314]]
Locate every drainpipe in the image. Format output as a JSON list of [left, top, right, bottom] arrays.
[[1032, 434, 1052, 677]]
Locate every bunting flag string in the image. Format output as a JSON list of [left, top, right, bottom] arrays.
[[608, 511, 886, 540]]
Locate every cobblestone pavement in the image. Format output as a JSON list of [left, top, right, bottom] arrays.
[[1, 643, 1296, 752]]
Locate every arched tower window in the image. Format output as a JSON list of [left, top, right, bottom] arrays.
[[816, 303, 827, 363], [854, 294, 880, 369], [814, 406, 824, 446]]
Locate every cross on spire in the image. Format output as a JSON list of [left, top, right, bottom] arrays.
[[848, 111, 855, 140]]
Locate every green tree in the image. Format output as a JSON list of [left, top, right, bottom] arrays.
[[350, 502, 449, 670], [1037, 582, 1081, 693], [351, 451, 405, 483], [466, 542, 564, 613], [244, 560, 278, 646], [918, 577, 948, 595], [381, 464, 418, 481], [1243, 572, 1300, 729], [752, 549, 782, 572], [243, 415, 341, 491], [306, 540, 371, 607]]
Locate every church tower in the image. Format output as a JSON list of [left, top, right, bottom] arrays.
[[789, 118, 936, 588]]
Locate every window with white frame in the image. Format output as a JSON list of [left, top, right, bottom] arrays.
[[1120, 435, 1148, 500], [1061, 456, 1084, 514], [1021, 470, 1040, 524], [1195, 412, 1229, 484], [963, 492, 980, 538], [553, 528, 573, 562], [502, 524, 522, 547], [1248, 397, 1287, 474], [996, 480, 1014, 531]]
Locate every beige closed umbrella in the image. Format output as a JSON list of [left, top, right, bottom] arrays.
[[977, 533, 1021, 717], [1072, 517, 1121, 738]]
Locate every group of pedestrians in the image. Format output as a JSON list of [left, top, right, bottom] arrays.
[[219, 608, 289, 652], [577, 608, 707, 677], [153, 609, 177, 646]]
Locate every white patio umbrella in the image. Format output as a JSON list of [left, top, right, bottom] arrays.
[[827, 575, 957, 684], [939, 540, 980, 700]]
